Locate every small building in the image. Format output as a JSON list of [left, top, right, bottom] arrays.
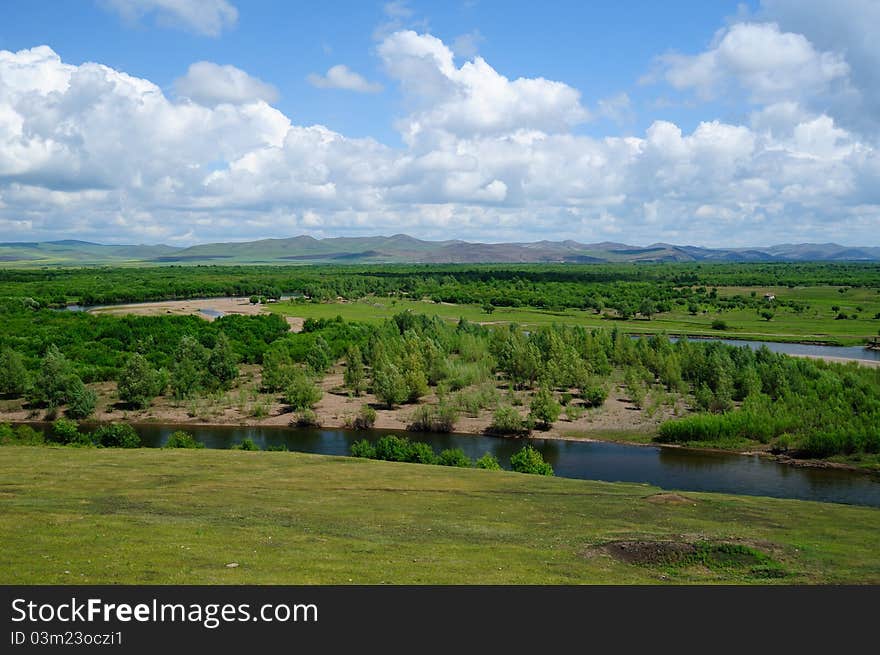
[[763, 293, 776, 301]]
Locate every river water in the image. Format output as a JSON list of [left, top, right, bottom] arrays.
[[88, 424, 880, 508]]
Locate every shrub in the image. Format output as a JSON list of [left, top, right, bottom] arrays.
[[509, 445, 554, 476], [117, 353, 161, 408], [437, 448, 471, 467], [285, 370, 323, 411], [0, 348, 30, 397], [164, 430, 204, 449], [233, 438, 260, 451], [349, 404, 377, 430], [408, 441, 438, 464], [564, 404, 584, 421], [488, 405, 528, 435], [350, 439, 376, 458], [0, 424, 44, 446], [711, 319, 728, 330], [407, 403, 458, 433], [474, 452, 501, 470], [92, 423, 141, 448], [373, 435, 414, 462], [65, 377, 97, 419], [529, 387, 561, 429], [51, 418, 90, 446], [292, 409, 321, 427], [581, 385, 608, 408]]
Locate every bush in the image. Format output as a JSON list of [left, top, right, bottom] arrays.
[[408, 441, 438, 464], [285, 370, 323, 411], [92, 423, 141, 448], [292, 409, 321, 427], [233, 438, 259, 451], [164, 431, 204, 449], [51, 418, 90, 446], [373, 435, 413, 462], [65, 377, 97, 419], [474, 452, 501, 470], [509, 445, 554, 476], [711, 319, 728, 330], [0, 423, 44, 446], [529, 387, 561, 429], [407, 403, 458, 433], [437, 448, 471, 468], [581, 385, 607, 408], [350, 439, 376, 458], [117, 353, 161, 408], [488, 405, 528, 435]]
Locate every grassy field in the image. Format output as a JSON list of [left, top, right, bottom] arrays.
[[268, 285, 880, 346], [2, 446, 879, 584]]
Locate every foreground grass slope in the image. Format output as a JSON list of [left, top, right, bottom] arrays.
[[2, 447, 878, 584]]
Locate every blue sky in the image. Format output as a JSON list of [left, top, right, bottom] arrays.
[[0, 0, 878, 246]]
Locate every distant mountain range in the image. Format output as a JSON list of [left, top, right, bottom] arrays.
[[1, 235, 879, 266]]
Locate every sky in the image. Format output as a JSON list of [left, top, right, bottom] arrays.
[[0, 0, 878, 247]]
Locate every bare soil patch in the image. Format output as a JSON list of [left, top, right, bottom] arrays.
[[644, 493, 698, 506]]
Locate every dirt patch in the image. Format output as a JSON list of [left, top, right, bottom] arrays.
[[593, 539, 786, 577], [644, 493, 698, 506], [600, 540, 698, 565]]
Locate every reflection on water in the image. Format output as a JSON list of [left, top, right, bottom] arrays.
[[110, 424, 880, 508]]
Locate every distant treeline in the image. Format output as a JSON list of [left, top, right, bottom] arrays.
[[0, 262, 878, 310]]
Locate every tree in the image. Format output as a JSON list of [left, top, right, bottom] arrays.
[[343, 345, 366, 396], [65, 377, 97, 419], [208, 332, 238, 388], [285, 369, 322, 411], [306, 336, 332, 373], [760, 310, 774, 321], [372, 361, 408, 408], [510, 445, 554, 475], [639, 299, 656, 319], [437, 448, 471, 467], [261, 346, 296, 392], [31, 344, 75, 408], [529, 386, 561, 428], [117, 353, 160, 408], [171, 335, 208, 400], [0, 348, 30, 397]]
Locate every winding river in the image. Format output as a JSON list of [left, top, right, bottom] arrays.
[[41, 423, 878, 508]]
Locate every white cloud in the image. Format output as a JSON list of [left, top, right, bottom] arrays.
[[174, 61, 278, 106], [659, 22, 848, 103], [0, 35, 878, 247], [99, 0, 238, 37], [378, 31, 590, 143], [306, 65, 383, 93]]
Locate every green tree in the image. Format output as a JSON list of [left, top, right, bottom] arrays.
[[65, 377, 97, 419], [208, 332, 239, 388], [0, 348, 30, 397], [261, 345, 297, 392], [31, 344, 75, 409], [117, 353, 161, 408], [171, 335, 208, 400], [372, 361, 408, 408], [529, 386, 561, 428], [285, 369, 322, 411], [437, 448, 472, 467], [510, 445, 554, 475], [343, 345, 366, 396]]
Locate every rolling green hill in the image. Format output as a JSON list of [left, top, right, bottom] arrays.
[[1, 235, 879, 266]]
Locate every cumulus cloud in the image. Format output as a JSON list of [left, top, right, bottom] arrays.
[[99, 0, 238, 37], [306, 65, 383, 93], [378, 31, 590, 143], [658, 22, 849, 103], [174, 61, 278, 106], [0, 31, 878, 246]]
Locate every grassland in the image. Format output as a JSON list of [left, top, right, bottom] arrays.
[[266, 284, 880, 346], [2, 446, 879, 584]]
